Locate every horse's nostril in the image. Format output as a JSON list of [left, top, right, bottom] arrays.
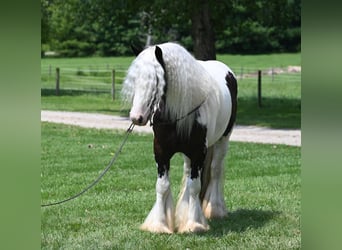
[[138, 116, 143, 124]]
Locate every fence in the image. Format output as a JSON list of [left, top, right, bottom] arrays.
[[233, 66, 301, 107], [233, 66, 301, 85], [41, 64, 301, 105], [41, 65, 127, 100]]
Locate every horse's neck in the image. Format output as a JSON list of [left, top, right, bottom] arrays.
[[164, 74, 207, 122]]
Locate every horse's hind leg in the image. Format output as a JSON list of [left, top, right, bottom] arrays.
[[202, 135, 229, 219], [176, 155, 209, 233], [175, 155, 191, 230]]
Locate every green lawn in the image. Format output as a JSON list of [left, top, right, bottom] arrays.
[[41, 53, 301, 73], [41, 123, 301, 249], [217, 53, 301, 69]]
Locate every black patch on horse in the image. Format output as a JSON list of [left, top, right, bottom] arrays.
[[223, 71, 238, 136], [152, 110, 207, 180], [155, 46, 168, 96], [155, 46, 166, 72]]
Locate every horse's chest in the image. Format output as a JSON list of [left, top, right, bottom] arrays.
[[152, 120, 207, 160]]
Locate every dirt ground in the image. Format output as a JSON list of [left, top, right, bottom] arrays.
[[41, 110, 301, 147]]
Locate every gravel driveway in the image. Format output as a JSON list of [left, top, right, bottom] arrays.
[[41, 110, 301, 147]]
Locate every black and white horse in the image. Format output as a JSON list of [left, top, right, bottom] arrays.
[[122, 42, 237, 233]]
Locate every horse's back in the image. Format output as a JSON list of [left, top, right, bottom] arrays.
[[197, 60, 234, 86]]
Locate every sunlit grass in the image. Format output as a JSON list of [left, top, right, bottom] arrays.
[[41, 122, 301, 249]]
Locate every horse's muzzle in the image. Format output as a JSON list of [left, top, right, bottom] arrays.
[[130, 114, 149, 126]]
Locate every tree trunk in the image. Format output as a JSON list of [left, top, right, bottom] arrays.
[[191, 0, 216, 60], [145, 25, 153, 47]]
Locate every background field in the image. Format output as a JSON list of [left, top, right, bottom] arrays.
[[41, 123, 301, 249], [41, 53, 301, 128]]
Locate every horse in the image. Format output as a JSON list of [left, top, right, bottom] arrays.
[[122, 42, 237, 233]]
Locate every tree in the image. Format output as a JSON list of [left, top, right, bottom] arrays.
[[128, 0, 217, 60], [215, 0, 301, 54], [41, 0, 301, 57], [41, 0, 53, 55], [191, 0, 216, 60]]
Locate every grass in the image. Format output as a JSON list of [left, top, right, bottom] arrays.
[[42, 53, 301, 73], [41, 53, 301, 129], [41, 122, 301, 249], [217, 53, 301, 69], [236, 76, 301, 128], [40, 89, 129, 116]]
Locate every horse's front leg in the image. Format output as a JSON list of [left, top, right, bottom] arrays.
[[140, 146, 174, 233]]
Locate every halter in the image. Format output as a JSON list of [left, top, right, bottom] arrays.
[[149, 98, 206, 127]]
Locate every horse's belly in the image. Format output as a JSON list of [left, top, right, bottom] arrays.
[[196, 60, 234, 146], [198, 86, 231, 147]]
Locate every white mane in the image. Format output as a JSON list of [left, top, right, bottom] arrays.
[[122, 42, 216, 138]]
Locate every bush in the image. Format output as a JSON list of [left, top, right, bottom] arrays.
[[56, 40, 95, 57]]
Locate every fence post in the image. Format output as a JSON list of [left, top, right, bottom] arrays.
[[111, 69, 115, 101], [56, 67, 60, 96], [258, 70, 262, 107]]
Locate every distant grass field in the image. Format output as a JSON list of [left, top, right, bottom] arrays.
[[41, 53, 300, 73], [41, 53, 301, 128], [41, 122, 301, 249]]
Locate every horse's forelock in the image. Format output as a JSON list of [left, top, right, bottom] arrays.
[[122, 48, 166, 113]]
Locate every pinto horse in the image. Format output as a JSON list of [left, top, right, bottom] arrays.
[[122, 42, 237, 233]]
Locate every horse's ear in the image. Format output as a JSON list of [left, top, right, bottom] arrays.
[[155, 46, 166, 70], [130, 42, 144, 57]]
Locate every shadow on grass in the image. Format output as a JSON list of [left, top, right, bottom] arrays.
[[237, 96, 301, 129], [41, 88, 109, 96], [206, 209, 280, 236]]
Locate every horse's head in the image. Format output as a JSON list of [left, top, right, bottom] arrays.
[[122, 46, 166, 126]]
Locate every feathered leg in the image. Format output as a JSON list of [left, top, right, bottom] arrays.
[[140, 162, 174, 234], [202, 135, 229, 219]]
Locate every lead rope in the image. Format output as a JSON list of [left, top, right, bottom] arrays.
[[41, 123, 135, 207]]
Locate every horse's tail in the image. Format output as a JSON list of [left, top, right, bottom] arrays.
[[199, 146, 214, 202]]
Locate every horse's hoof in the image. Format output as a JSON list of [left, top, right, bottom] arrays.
[[177, 221, 209, 233], [140, 222, 173, 234], [203, 204, 228, 219]]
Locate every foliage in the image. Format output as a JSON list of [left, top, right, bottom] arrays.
[[215, 0, 301, 54], [41, 0, 301, 57], [41, 122, 300, 249]]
